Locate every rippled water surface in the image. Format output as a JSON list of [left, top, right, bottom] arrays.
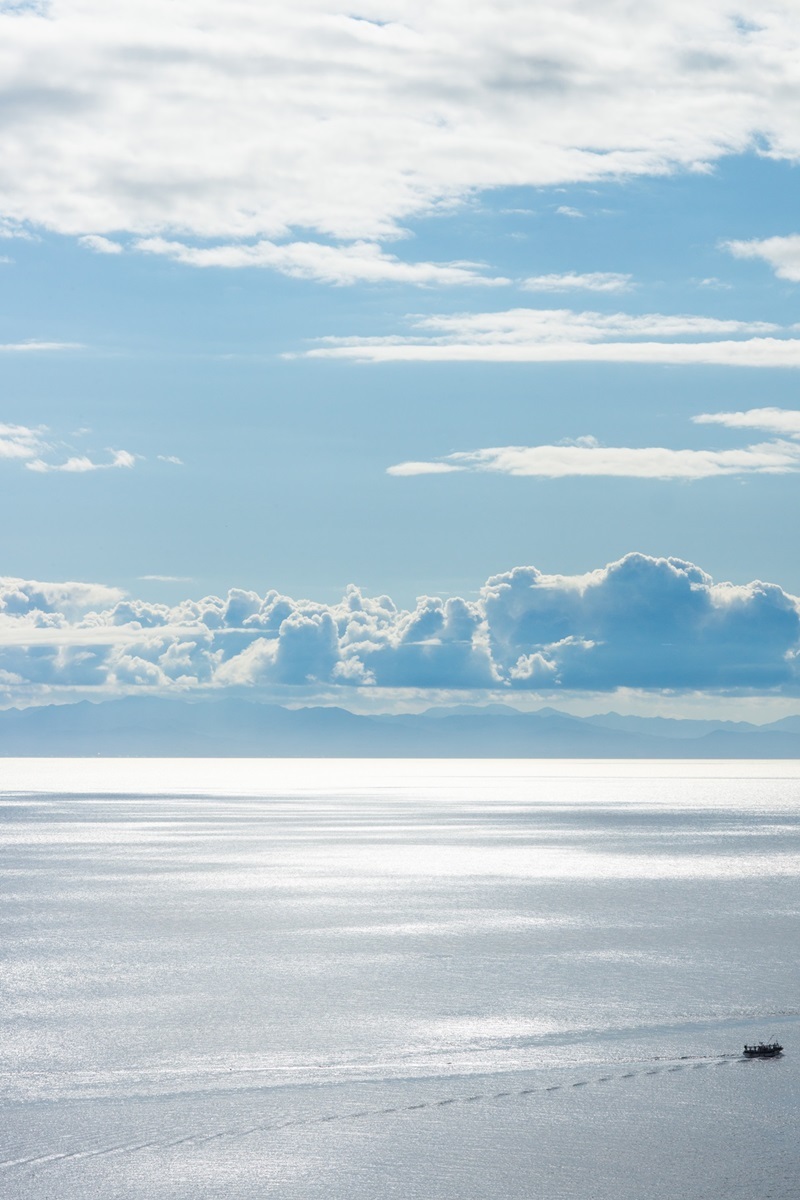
[[1, 758, 798, 1198]]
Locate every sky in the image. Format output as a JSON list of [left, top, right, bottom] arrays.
[[4, 0, 800, 715]]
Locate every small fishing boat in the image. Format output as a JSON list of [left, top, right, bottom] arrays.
[[742, 1041, 783, 1058]]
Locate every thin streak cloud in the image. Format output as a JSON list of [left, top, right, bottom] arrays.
[[693, 407, 800, 435], [388, 441, 800, 481], [135, 237, 509, 288], [26, 449, 136, 474], [301, 305, 800, 365], [521, 272, 633, 293], [388, 411, 800, 480], [0, 341, 82, 353]]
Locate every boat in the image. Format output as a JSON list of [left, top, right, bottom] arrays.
[[742, 1041, 783, 1058]]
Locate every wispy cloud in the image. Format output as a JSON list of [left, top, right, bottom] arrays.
[[724, 234, 800, 281], [300, 307, 800, 366], [135, 237, 509, 288], [0, 422, 45, 461], [139, 575, 194, 583], [388, 409, 800, 481], [521, 272, 633, 293], [0, 419, 185, 476], [693, 406, 800, 436], [388, 461, 463, 477], [0, 341, 82, 353], [79, 234, 123, 255], [26, 449, 136, 474], [555, 206, 585, 219], [389, 441, 800, 481]]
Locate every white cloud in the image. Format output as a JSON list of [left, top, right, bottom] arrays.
[[390, 440, 800, 480], [0, 556, 799, 698], [0, 418, 148, 475], [0, 341, 81, 353], [135, 236, 508, 288], [693, 406, 800, 436], [0, 576, 124, 616], [2, 3, 800, 260], [725, 234, 800, 280], [0, 421, 45, 460], [389, 409, 800, 479], [78, 234, 123, 254], [413, 309, 775, 341], [521, 272, 633, 293], [157, 454, 183, 465], [388, 460, 462, 476], [301, 306, 800, 365], [697, 277, 732, 290], [309, 339, 800, 366], [25, 448, 136, 473], [555, 206, 585, 218]]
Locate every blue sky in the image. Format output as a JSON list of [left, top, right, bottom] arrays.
[[4, 1, 800, 714]]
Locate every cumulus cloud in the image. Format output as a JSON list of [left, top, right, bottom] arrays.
[[1, 556, 800, 700], [135, 237, 508, 288], [724, 234, 800, 281], [300, 306, 800, 365], [521, 272, 633, 293], [2, 3, 800, 272], [0, 576, 124, 617], [482, 555, 800, 691]]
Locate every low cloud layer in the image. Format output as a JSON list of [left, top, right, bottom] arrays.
[[388, 408, 800, 480], [2, 554, 800, 704]]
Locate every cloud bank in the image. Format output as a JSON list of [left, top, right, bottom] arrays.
[[3, 3, 800, 276], [2, 554, 800, 703]]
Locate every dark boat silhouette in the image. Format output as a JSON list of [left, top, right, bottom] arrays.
[[742, 1041, 783, 1058]]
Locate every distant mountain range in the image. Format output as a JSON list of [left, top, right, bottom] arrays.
[[1, 696, 799, 757]]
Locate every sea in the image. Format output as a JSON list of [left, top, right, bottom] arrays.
[[1, 758, 798, 1199]]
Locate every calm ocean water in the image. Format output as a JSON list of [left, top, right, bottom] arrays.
[[1, 758, 798, 1199]]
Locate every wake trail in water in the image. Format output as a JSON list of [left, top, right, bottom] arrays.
[[0, 1052, 759, 1178]]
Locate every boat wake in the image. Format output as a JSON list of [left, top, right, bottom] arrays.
[[0, 1051, 762, 1179]]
